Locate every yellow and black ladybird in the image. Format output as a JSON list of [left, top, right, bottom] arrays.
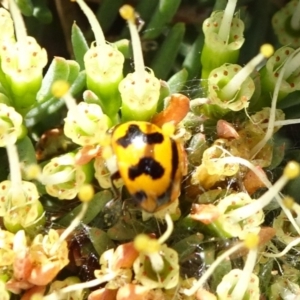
[[107, 121, 187, 213]]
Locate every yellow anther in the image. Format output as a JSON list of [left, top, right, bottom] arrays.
[[51, 80, 70, 98], [244, 233, 259, 249], [25, 164, 41, 180], [134, 234, 160, 253], [78, 184, 94, 202], [260, 43, 274, 58], [119, 5, 135, 22], [283, 196, 295, 209], [283, 161, 300, 180]]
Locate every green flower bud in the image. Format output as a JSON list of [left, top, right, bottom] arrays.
[[190, 192, 264, 239], [74, 0, 124, 123], [119, 5, 160, 122], [84, 43, 124, 122], [0, 8, 15, 45], [217, 269, 259, 300], [133, 244, 179, 290], [244, 107, 285, 135], [1, 37, 47, 114], [205, 45, 273, 114], [272, 0, 300, 48], [31, 228, 69, 273], [207, 63, 254, 112], [0, 103, 23, 146], [201, 0, 245, 79], [0, 230, 15, 267], [41, 153, 88, 200], [64, 102, 112, 146], [119, 69, 161, 121], [47, 277, 84, 300], [133, 214, 179, 289], [0, 180, 43, 232], [94, 155, 123, 190], [259, 46, 300, 107], [216, 192, 264, 239], [0, 281, 10, 300]]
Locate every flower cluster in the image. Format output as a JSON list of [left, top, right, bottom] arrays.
[[1, 229, 69, 296], [1, 0, 300, 299]]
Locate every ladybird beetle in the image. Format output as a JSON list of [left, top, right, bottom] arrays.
[[106, 121, 187, 213]]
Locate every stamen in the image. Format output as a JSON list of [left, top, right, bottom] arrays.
[[211, 155, 300, 235], [220, 44, 273, 99], [251, 48, 300, 158], [120, 5, 146, 96], [74, 0, 105, 47], [158, 213, 174, 244], [8, 0, 28, 70], [218, 0, 238, 43], [49, 184, 94, 256], [263, 236, 300, 258], [182, 242, 244, 296], [52, 80, 97, 135], [231, 251, 258, 299]]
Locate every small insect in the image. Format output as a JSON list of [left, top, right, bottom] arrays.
[[105, 121, 187, 213]]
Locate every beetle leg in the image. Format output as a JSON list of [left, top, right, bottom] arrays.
[[110, 171, 122, 199]]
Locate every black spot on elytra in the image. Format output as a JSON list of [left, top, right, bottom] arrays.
[[171, 139, 179, 179], [128, 157, 164, 180], [116, 124, 164, 148]]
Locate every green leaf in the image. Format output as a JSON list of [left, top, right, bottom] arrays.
[[88, 227, 115, 257], [210, 253, 232, 291], [183, 33, 204, 80], [187, 132, 208, 166], [278, 91, 300, 109], [55, 190, 113, 227], [32, 0, 52, 23], [96, 0, 124, 33], [258, 258, 274, 298], [151, 23, 186, 79], [26, 65, 85, 127], [213, 0, 227, 10], [113, 39, 130, 59], [268, 133, 288, 170], [239, 0, 272, 64], [167, 68, 189, 94], [107, 216, 145, 241], [143, 0, 182, 40], [71, 23, 89, 70], [16, 0, 33, 16], [156, 81, 170, 112], [197, 189, 228, 204], [136, 0, 159, 24], [172, 234, 204, 261], [0, 93, 11, 106], [283, 103, 300, 119], [36, 57, 71, 103], [67, 60, 80, 85], [25, 96, 58, 126], [69, 70, 87, 96], [16, 136, 37, 173], [46, 69, 86, 114]]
